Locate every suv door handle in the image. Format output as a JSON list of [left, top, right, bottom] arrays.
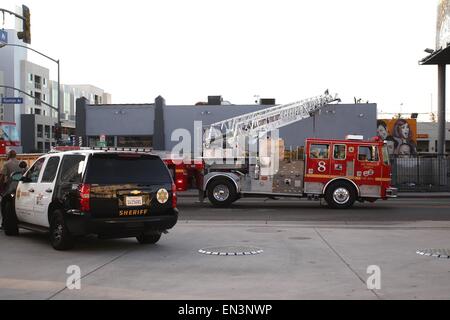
[[45, 189, 53, 193], [28, 188, 35, 193]]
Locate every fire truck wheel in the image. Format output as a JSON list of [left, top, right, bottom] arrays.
[[325, 181, 357, 209], [3, 201, 19, 236], [207, 178, 237, 207]]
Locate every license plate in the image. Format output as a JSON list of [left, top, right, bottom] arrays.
[[126, 196, 143, 207]]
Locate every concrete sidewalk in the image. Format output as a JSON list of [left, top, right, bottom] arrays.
[[1, 220, 450, 299]]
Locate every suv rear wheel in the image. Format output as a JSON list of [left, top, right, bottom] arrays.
[[3, 201, 19, 236], [136, 233, 161, 244], [49, 210, 74, 250], [207, 178, 237, 208]]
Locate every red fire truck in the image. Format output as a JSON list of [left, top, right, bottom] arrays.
[[170, 92, 397, 209], [169, 135, 396, 209]]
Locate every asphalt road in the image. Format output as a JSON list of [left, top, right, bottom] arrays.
[[177, 197, 450, 222]]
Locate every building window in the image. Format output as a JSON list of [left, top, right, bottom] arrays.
[[37, 124, 43, 138], [37, 142, 43, 152], [29, 73, 33, 82], [416, 140, 429, 153], [117, 136, 153, 148], [43, 78, 47, 87], [45, 125, 50, 139], [35, 92, 42, 106], [88, 135, 115, 147]]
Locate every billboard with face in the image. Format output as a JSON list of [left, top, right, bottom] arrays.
[[376, 119, 417, 156], [437, 0, 450, 49]]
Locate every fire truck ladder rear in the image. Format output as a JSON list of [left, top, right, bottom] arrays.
[[203, 90, 341, 149]]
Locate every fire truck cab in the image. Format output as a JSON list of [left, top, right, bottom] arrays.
[[303, 136, 397, 208]]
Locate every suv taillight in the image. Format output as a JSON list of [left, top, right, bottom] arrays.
[[79, 184, 91, 212], [172, 183, 177, 208]]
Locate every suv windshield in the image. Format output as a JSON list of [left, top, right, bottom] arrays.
[[85, 153, 172, 184]]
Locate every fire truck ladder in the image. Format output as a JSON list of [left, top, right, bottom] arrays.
[[203, 90, 340, 147]]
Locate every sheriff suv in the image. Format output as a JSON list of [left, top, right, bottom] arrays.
[[1, 149, 178, 250]]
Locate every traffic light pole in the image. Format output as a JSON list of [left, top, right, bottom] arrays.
[[0, 8, 25, 21]]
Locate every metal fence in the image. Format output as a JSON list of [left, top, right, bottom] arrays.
[[390, 155, 450, 192]]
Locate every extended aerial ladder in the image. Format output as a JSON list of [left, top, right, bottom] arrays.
[[203, 90, 341, 154], [204, 90, 340, 146]]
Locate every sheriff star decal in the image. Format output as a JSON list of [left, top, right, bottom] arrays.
[[36, 193, 44, 205], [156, 188, 169, 204]]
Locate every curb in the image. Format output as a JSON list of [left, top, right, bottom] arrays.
[[178, 192, 450, 199], [397, 193, 450, 199]]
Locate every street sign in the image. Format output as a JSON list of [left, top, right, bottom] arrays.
[[1, 97, 23, 104], [0, 30, 7, 46]]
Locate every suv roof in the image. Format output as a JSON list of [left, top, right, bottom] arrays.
[[47, 149, 158, 157]]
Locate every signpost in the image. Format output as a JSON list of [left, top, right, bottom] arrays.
[[1, 97, 23, 104], [0, 29, 7, 47]]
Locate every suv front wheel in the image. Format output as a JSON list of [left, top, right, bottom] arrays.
[[49, 210, 74, 250]]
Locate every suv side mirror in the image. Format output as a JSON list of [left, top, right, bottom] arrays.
[[20, 176, 32, 183]]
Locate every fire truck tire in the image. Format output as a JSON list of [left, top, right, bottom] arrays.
[[325, 181, 357, 209], [207, 178, 237, 207], [3, 201, 19, 236]]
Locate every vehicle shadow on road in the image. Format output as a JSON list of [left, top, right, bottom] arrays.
[[13, 231, 158, 253]]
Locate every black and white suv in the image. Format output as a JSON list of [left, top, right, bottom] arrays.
[[1, 149, 178, 250]]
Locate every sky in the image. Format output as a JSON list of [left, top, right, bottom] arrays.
[[0, 0, 445, 119]]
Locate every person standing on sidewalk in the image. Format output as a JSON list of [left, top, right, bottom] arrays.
[[0, 150, 22, 230]]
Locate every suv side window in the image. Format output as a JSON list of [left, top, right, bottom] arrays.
[[41, 157, 61, 183], [25, 158, 45, 183], [59, 155, 86, 183]]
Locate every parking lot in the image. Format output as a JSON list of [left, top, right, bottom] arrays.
[[1, 197, 450, 300]]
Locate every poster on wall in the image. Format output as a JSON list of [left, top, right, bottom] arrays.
[[437, 0, 450, 49], [376, 119, 417, 156]]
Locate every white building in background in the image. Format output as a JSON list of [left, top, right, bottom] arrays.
[[416, 122, 450, 154], [20, 60, 52, 117], [0, 29, 111, 152]]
